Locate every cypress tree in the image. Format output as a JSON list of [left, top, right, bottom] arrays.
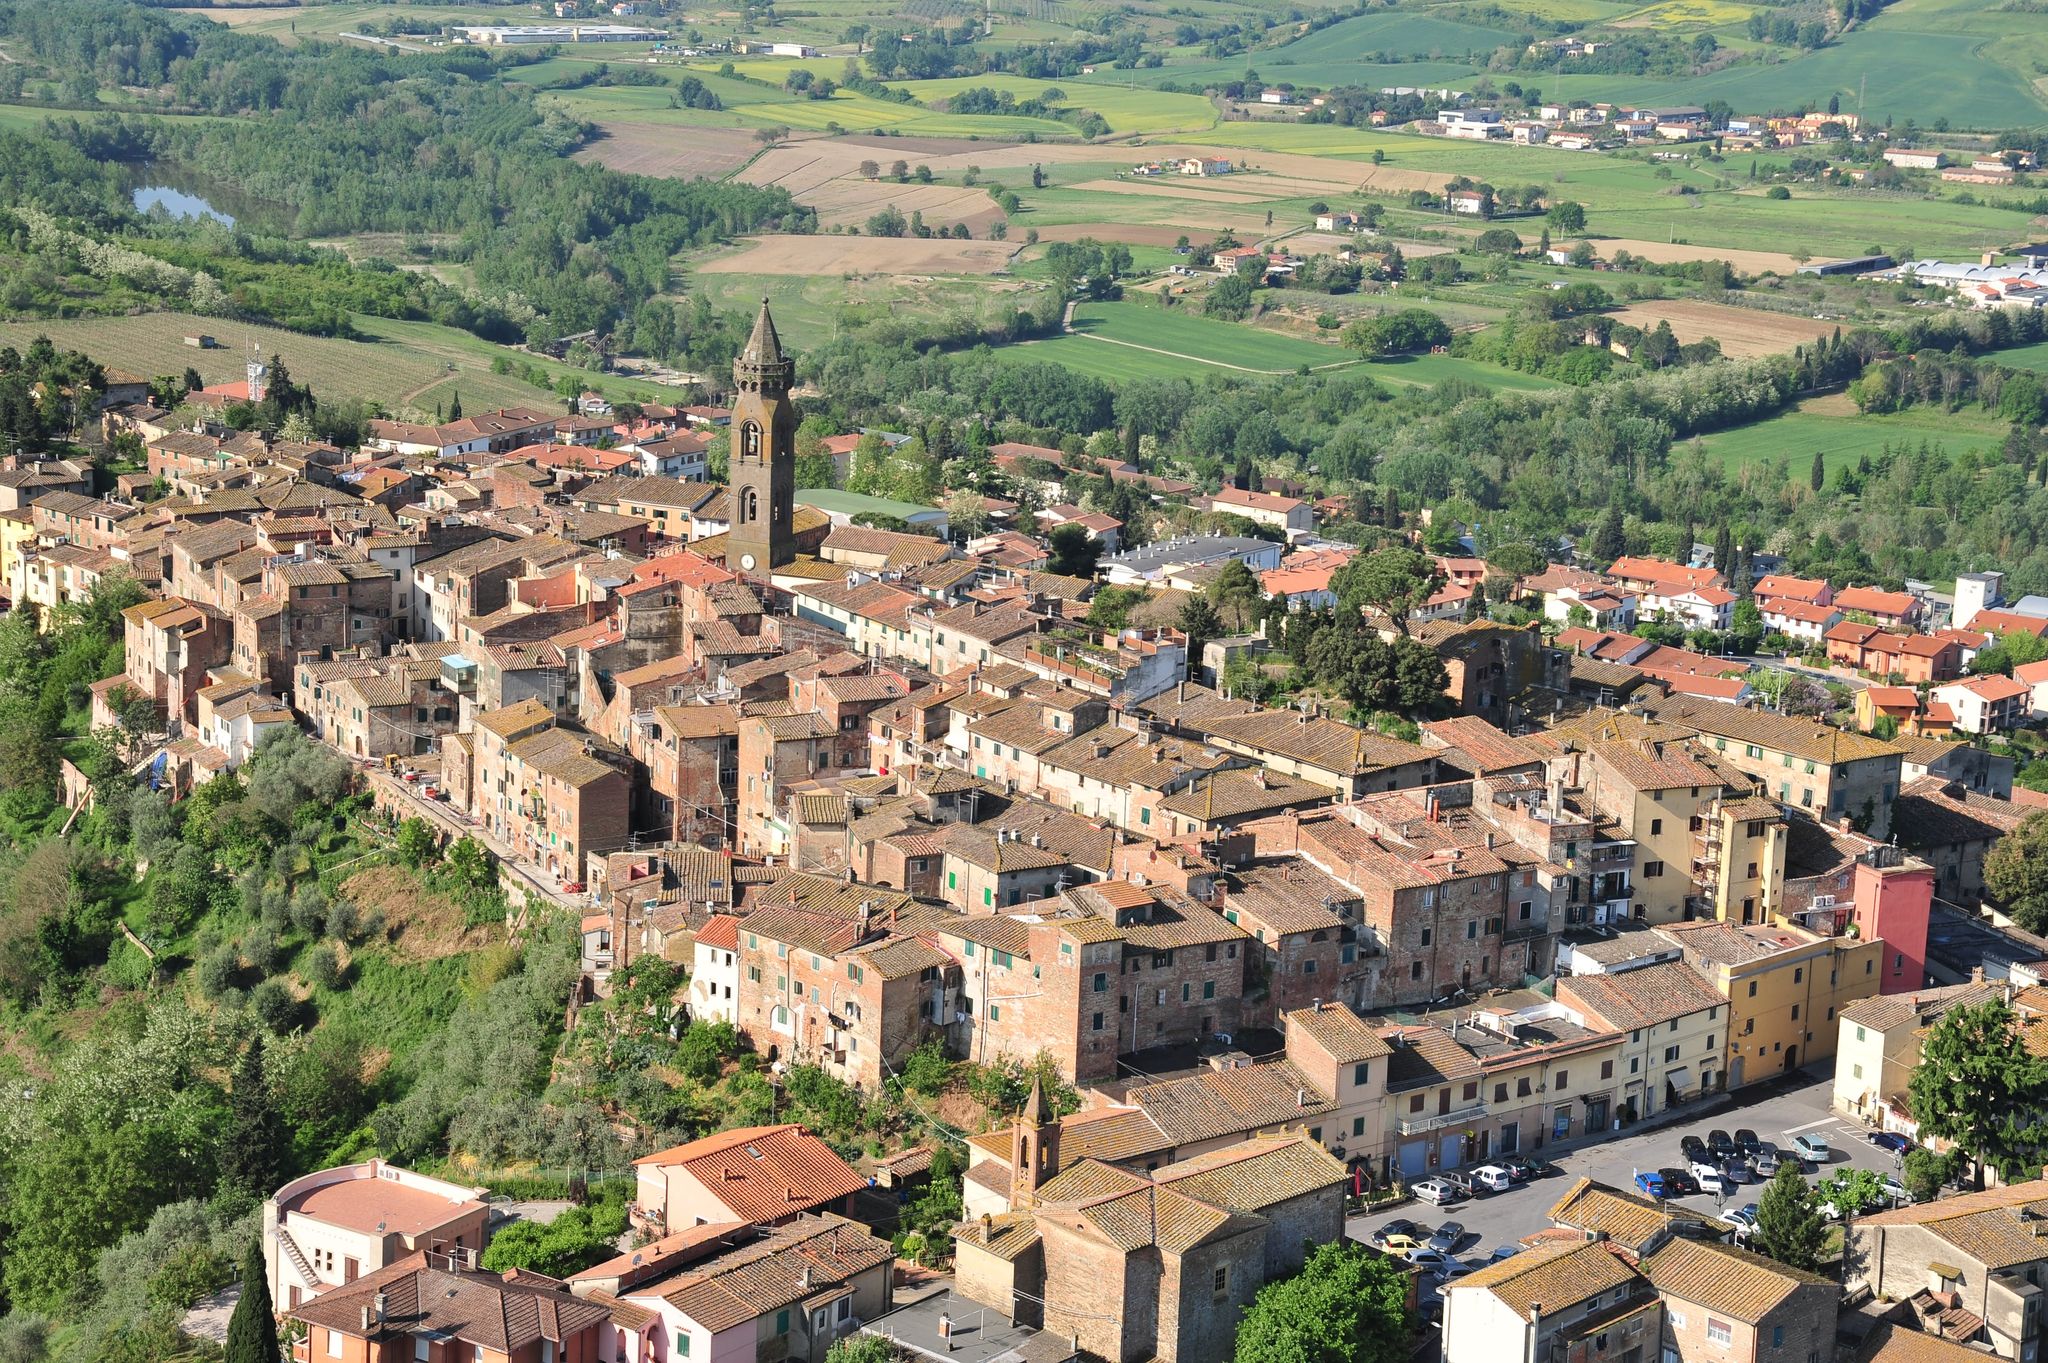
[[220, 1037, 285, 1201], [225, 1239, 283, 1363], [1810, 449, 1826, 492]]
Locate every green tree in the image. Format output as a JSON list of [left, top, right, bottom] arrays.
[[1332, 546, 1444, 637], [1591, 503, 1626, 562], [1903, 1147, 1956, 1204], [1206, 558, 1266, 632], [1810, 449, 1825, 492], [1750, 1162, 1826, 1271], [224, 1238, 282, 1363], [1986, 814, 2048, 935], [396, 817, 438, 868], [1548, 200, 1587, 233], [219, 1038, 285, 1201], [1909, 998, 2048, 1185], [1045, 522, 1102, 579], [1235, 1240, 1410, 1363], [1180, 596, 1224, 658], [826, 1335, 899, 1363], [445, 835, 494, 893]]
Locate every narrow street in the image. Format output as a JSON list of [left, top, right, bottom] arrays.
[[364, 766, 585, 914]]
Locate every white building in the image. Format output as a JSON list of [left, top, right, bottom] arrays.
[[264, 1160, 491, 1312], [1930, 673, 2031, 734], [689, 913, 740, 1023]]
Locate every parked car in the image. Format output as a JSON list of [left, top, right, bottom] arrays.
[[1879, 1174, 1911, 1204], [1489, 1246, 1519, 1263], [1433, 1262, 1475, 1284], [1428, 1222, 1466, 1254], [1791, 1134, 1833, 1165], [1734, 1128, 1762, 1155], [1506, 1156, 1555, 1180], [1706, 1129, 1738, 1157], [1719, 1156, 1752, 1184], [1750, 1146, 1783, 1178], [1406, 1249, 1454, 1272], [1690, 1161, 1729, 1195], [1498, 1158, 1535, 1185], [1377, 1232, 1428, 1254], [1369, 1220, 1422, 1250], [1679, 1134, 1708, 1164], [1724, 1205, 1760, 1238], [1472, 1165, 1515, 1193], [1634, 1169, 1667, 1198], [1659, 1167, 1700, 1197], [1870, 1131, 1913, 1156], [1414, 1178, 1466, 1206]]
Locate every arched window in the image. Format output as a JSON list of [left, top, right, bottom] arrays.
[[741, 487, 758, 524], [741, 422, 761, 458]]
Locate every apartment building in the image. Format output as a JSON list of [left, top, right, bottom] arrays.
[[1652, 919, 1880, 1087], [1831, 980, 2003, 1131], [121, 595, 231, 725], [263, 1159, 490, 1312], [1848, 1176, 2048, 1359], [1645, 694, 1904, 839], [461, 698, 631, 882], [1557, 961, 1729, 1118], [1446, 1241, 1660, 1363], [1642, 1238, 1837, 1363], [1555, 710, 1733, 923]]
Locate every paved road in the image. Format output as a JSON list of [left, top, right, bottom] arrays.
[[1345, 1070, 1909, 1262]]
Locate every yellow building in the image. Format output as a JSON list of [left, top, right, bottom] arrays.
[[1692, 793, 1791, 924], [1556, 711, 1733, 924], [1654, 920, 1881, 1088]]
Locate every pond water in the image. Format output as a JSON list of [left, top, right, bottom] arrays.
[[131, 183, 236, 227]]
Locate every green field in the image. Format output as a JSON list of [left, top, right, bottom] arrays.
[[1069, 300, 1357, 372], [891, 75, 1220, 135], [1697, 398, 2010, 476], [1359, 351, 1564, 391], [0, 309, 678, 411]]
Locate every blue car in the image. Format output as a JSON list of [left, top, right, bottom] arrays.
[[1634, 1169, 1667, 1198], [1870, 1131, 1913, 1155]]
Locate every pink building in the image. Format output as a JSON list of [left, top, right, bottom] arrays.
[[1850, 850, 1932, 995]]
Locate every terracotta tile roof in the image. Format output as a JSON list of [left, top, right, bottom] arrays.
[[1647, 693, 1902, 764], [1383, 1026, 1484, 1090], [1126, 1060, 1335, 1144], [1556, 961, 1725, 1032], [1546, 1176, 1724, 1250], [1641, 1237, 1827, 1322], [1857, 1322, 2002, 1363], [630, 1125, 867, 1223], [1064, 1184, 1258, 1254], [291, 1258, 611, 1352], [971, 1106, 1173, 1171], [635, 1217, 894, 1332], [695, 914, 740, 952], [1161, 767, 1333, 822], [954, 1211, 1043, 1262], [1422, 715, 1548, 774], [1837, 980, 2001, 1033], [1150, 1133, 1346, 1210], [1285, 1003, 1394, 1064], [1227, 859, 1359, 936], [1453, 1239, 1640, 1315], [1894, 777, 2023, 851]]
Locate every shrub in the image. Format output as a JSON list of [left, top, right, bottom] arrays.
[[249, 979, 299, 1033], [197, 945, 242, 999], [302, 943, 346, 992], [242, 925, 284, 975], [1765, 185, 1791, 200]]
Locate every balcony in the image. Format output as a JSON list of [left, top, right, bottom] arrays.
[[1504, 920, 1551, 943], [1397, 1101, 1489, 1136]]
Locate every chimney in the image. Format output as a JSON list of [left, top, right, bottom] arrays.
[[361, 1307, 373, 1334], [1973, 965, 1987, 985], [373, 1293, 388, 1323]]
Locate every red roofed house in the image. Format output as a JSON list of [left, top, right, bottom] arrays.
[[1834, 584, 1921, 629], [1930, 673, 2032, 734], [2017, 658, 2048, 720], [1757, 595, 1842, 645], [1606, 556, 1731, 630], [285, 1250, 612, 1363], [1826, 624, 1961, 684], [1206, 485, 1314, 534], [263, 1159, 491, 1312], [1753, 574, 1833, 606], [1853, 686, 1954, 739], [630, 1125, 868, 1236], [1966, 609, 2048, 641]]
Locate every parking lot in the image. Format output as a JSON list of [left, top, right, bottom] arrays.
[[1346, 1070, 1916, 1267]]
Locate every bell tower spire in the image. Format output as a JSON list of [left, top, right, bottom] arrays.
[[728, 297, 796, 575]]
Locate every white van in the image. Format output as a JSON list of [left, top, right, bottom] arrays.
[[1472, 1165, 1515, 1193]]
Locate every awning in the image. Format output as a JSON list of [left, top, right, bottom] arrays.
[[1664, 1067, 1694, 1091]]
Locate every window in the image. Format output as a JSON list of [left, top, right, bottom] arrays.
[[1855, 1024, 1866, 1042], [1790, 1004, 1800, 1021], [1353, 1116, 1367, 1136], [1793, 967, 1803, 984], [1707, 1320, 1733, 1347], [1643, 861, 1665, 878], [947, 871, 957, 890], [777, 1311, 791, 1336], [1093, 972, 1107, 992], [1410, 1094, 1425, 1113], [1092, 1012, 1105, 1031], [1421, 928, 1433, 947], [1213, 1267, 1230, 1298], [416, 1341, 431, 1362], [327, 1332, 344, 1359], [1203, 980, 1216, 999], [1411, 961, 1424, 980], [1466, 921, 1478, 940], [1748, 980, 1758, 997], [1668, 1311, 1687, 1331], [1601, 1059, 1614, 1079], [1556, 1070, 1569, 1091], [1773, 1327, 1785, 1349], [1665, 1045, 1681, 1063], [1651, 818, 1663, 835]]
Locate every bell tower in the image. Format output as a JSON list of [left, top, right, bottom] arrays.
[[728, 298, 796, 575], [1009, 1075, 1059, 1208]]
